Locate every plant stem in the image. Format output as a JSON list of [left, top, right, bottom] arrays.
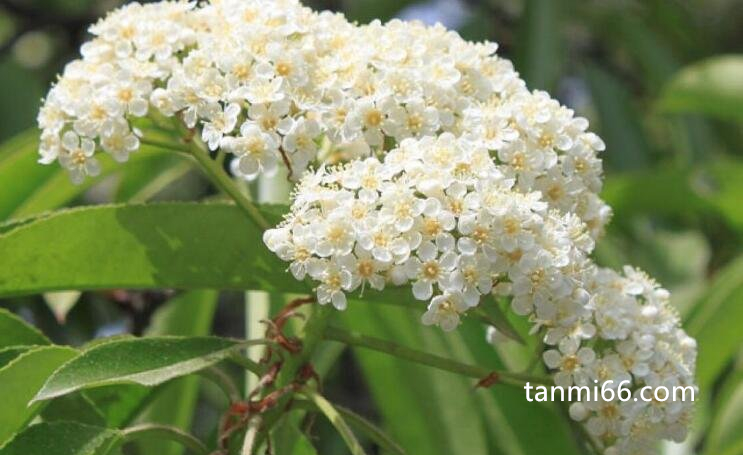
[[323, 325, 550, 387], [186, 139, 270, 230], [200, 367, 241, 402], [139, 137, 192, 154], [241, 416, 262, 455], [229, 352, 265, 376], [253, 303, 332, 447], [122, 424, 209, 455]]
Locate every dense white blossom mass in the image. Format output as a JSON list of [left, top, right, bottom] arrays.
[[37, 1, 696, 453]]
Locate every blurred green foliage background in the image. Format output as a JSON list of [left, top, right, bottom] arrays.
[[0, 0, 742, 454]]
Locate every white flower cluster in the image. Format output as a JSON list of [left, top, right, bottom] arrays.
[[265, 135, 697, 453], [265, 133, 592, 318], [37, 0, 695, 453], [562, 265, 698, 455], [37, 0, 609, 235]]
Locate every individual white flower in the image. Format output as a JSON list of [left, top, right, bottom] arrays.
[[282, 117, 321, 166], [338, 248, 388, 293], [58, 131, 100, 184], [378, 182, 425, 232], [100, 121, 140, 162], [405, 241, 457, 301], [247, 100, 291, 134], [105, 72, 151, 117], [383, 99, 439, 141], [240, 75, 285, 105], [421, 291, 468, 331], [310, 260, 353, 310], [222, 121, 279, 180], [448, 254, 493, 306], [344, 97, 388, 147], [202, 103, 241, 150], [543, 338, 596, 387]]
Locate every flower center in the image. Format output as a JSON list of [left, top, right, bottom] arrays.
[[357, 260, 374, 278], [561, 355, 579, 372], [423, 218, 442, 236], [422, 261, 440, 280], [364, 110, 383, 127]]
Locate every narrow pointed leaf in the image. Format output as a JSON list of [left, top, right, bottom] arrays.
[[33, 336, 247, 402]]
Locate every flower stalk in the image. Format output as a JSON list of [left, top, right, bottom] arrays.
[[323, 325, 550, 387], [182, 129, 271, 231]]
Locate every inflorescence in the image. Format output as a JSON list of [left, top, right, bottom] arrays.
[[37, 1, 696, 453]]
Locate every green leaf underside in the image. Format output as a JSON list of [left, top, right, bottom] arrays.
[[0, 346, 78, 445], [0, 202, 302, 298], [34, 336, 243, 402], [0, 308, 50, 348], [0, 422, 119, 455]]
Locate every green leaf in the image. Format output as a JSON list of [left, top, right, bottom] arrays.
[[0, 130, 54, 220], [0, 308, 49, 347], [273, 417, 319, 455], [9, 147, 172, 219], [342, 300, 578, 455], [0, 128, 180, 221], [0, 422, 119, 455], [516, 0, 563, 91], [601, 158, 743, 234], [84, 384, 153, 428], [135, 291, 219, 455], [658, 55, 743, 121], [40, 393, 107, 427], [0, 203, 302, 298], [0, 58, 43, 140], [115, 155, 189, 202], [34, 336, 246, 402], [333, 404, 406, 455], [0, 346, 32, 369], [705, 371, 743, 455], [0, 346, 78, 445], [456, 319, 580, 455], [685, 255, 743, 392]]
